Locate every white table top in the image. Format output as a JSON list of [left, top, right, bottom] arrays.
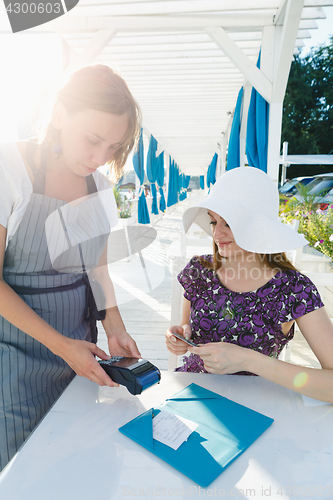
[[0, 372, 332, 500]]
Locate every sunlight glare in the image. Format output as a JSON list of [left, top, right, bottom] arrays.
[[0, 33, 63, 142]]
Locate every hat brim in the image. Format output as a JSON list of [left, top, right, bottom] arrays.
[[182, 197, 308, 254]]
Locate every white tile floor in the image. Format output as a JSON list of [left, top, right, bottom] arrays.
[[97, 195, 322, 372]]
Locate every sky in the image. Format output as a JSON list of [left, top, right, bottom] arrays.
[[301, 5, 333, 56]]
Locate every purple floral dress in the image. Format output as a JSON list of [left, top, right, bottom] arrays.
[[176, 255, 324, 374]]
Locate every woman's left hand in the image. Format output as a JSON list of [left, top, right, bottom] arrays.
[[189, 342, 250, 374], [107, 330, 142, 359]]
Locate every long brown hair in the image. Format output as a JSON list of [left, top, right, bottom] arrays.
[[37, 64, 142, 182], [198, 241, 298, 273]]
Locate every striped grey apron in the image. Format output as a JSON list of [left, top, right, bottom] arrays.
[[0, 148, 109, 471]]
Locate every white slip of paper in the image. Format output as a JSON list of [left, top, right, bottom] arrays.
[[152, 410, 199, 450]]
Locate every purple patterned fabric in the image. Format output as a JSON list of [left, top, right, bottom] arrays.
[[175, 255, 324, 374]]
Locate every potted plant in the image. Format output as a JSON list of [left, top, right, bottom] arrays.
[[113, 186, 135, 225], [279, 184, 333, 264]]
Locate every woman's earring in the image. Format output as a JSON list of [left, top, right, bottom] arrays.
[[52, 143, 62, 159]]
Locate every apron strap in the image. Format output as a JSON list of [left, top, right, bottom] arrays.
[[86, 173, 98, 194], [10, 278, 85, 295], [25, 140, 45, 194]]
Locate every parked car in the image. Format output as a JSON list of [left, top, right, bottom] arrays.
[[316, 185, 333, 208], [293, 173, 333, 204], [279, 176, 313, 197]]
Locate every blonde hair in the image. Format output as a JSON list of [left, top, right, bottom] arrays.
[[37, 64, 142, 182]]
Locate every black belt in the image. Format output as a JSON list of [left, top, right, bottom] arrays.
[[9, 274, 106, 323], [9, 278, 85, 295]]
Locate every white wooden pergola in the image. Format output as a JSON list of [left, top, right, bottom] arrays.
[[8, 0, 333, 182]]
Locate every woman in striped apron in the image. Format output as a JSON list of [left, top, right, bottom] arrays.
[[0, 65, 142, 471]]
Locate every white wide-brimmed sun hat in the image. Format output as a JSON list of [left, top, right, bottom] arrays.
[[182, 166, 308, 254]]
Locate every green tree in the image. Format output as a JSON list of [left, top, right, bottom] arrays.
[[281, 37, 333, 178]]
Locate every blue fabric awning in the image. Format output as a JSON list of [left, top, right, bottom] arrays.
[[246, 51, 269, 173], [199, 175, 205, 189], [147, 135, 158, 182], [133, 128, 150, 224], [179, 174, 191, 201], [150, 183, 158, 214], [227, 87, 244, 171], [207, 153, 218, 188], [167, 158, 179, 207], [156, 151, 164, 188], [147, 134, 159, 215], [156, 152, 166, 213], [159, 186, 166, 212]]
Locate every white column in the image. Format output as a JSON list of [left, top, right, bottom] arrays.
[[261, 26, 282, 184], [165, 152, 170, 213], [262, 0, 304, 183], [239, 83, 252, 167], [281, 141, 289, 186], [266, 101, 284, 184], [220, 132, 227, 175]]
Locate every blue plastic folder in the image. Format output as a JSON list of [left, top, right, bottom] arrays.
[[119, 383, 274, 487]]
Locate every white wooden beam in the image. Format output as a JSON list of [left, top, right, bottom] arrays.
[[69, 28, 117, 70], [272, 0, 305, 102], [304, 0, 333, 5], [0, 12, 322, 34], [301, 6, 326, 19], [33, 28, 117, 121], [261, 25, 277, 82], [100, 41, 262, 54], [274, 0, 289, 25], [64, 28, 311, 46], [101, 61, 244, 70], [206, 26, 272, 103], [38, 14, 277, 33], [126, 75, 244, 82], [72, 1, 283, 17]]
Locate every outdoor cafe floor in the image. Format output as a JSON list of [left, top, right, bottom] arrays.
[[97, 200, 321, 372]]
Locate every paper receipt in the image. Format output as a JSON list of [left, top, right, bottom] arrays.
[[152, 410, 198, 450]]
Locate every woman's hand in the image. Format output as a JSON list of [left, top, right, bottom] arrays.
[[57, 338, 119, 387], [165, 324, 193, 355], [107, 330, 141, 359], [101, 305, 141, 359], [189, 342, 250, 374]]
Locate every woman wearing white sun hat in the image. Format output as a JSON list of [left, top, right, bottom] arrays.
[[166, 167, 333, 403]]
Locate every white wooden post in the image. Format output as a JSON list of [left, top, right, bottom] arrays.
[[261, 25, 281, 184], [281, 142, 289, 186], [239, 83, 252, 167], [165, 152, 170, 213], [264, 0, 304, 182], [206, 26, 272, 103], [266, 102, 284, 184], [220, 132, 227, 175]]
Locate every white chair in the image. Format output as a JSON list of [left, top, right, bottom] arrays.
[[285, 219, 303, 267]]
